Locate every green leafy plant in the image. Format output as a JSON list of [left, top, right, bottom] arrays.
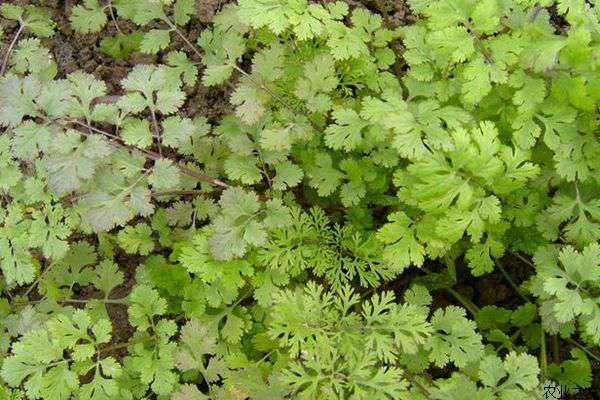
[[1, 310, 117, 400], [0, 4, 55, 76], [99, 32, 144, 59], [70, 0, 196, 54], [531, 243, 600, 342], [0, 0, 599, 398]]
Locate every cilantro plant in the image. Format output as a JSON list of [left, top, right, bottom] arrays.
[[0, 0, 599, 398]]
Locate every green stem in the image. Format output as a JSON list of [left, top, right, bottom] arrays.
[[496, 259, 529, 302], [25, 297, 127, 305], [165, 19, 202, 59], [566, 338, 600, 363], [98, 335, 155, 355], [24, 261, 49, 297], [446, 287, 480, 316], [512, 252, 535, 268], [540, 322, 548, 382], [152, 189, 207, 197], [420, 267, 480, 315], [106, 0, 122, 34], [0, 22, 23, 76], [496, 329, 521, 352], [403, 370, 434, 398]]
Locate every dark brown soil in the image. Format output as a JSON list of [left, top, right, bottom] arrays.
[[197, 0, 224, 23]]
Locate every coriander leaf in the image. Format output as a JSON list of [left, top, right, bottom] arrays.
[[140, 29, 171, 54], [70, 0, 107, 34], [118, 223, 155, 255], [121, 118, 153, 148], [149, 159, 180, 191]]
